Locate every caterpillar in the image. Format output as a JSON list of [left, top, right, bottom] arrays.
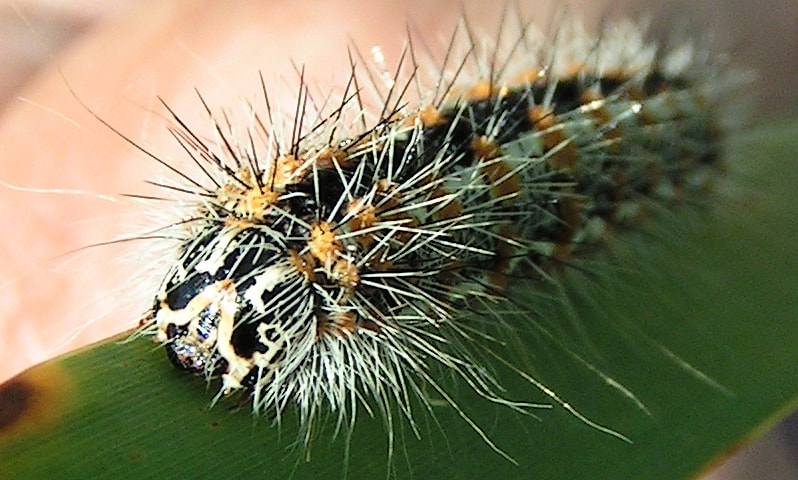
[[125, 9, 736, 456]]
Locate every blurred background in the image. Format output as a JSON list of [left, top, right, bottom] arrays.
[[0, 1, 795, 478]]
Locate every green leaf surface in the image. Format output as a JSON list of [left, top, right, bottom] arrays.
[[1, 119, 797, 480]]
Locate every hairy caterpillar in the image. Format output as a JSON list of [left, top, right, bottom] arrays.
[[110, 7, 741, 458]]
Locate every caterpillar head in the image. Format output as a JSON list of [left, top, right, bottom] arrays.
[[152, 226, 315, 394]]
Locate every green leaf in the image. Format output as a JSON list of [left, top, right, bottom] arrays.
[[1, 119, 797, 480]]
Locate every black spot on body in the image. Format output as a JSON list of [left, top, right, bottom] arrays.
[[548, 79, 585, 114], [260, 325, 280, 343], [284, 167, 347, 219], [165, 272, 212, 311], [231, 321, 261, 358]]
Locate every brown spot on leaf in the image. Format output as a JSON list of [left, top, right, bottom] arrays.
[[0, 380, 31, 430], [0, 363, 69, 443]]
